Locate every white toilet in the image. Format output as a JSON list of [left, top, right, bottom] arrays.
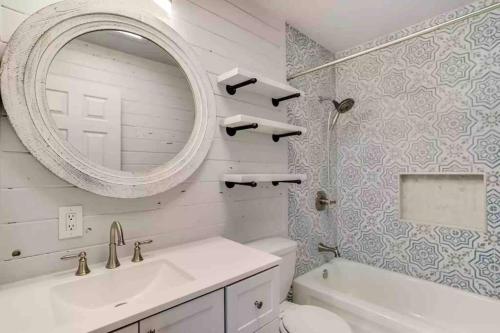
[[246, 237, 352, 333]]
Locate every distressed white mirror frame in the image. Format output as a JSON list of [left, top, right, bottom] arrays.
[[0, 0, 216, 198]]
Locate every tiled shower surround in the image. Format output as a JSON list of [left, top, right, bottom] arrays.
[[288, 3, 500, 298], [287, 25, 337, 276]]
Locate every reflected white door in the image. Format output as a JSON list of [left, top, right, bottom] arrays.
[[46, 74, 122, 169]]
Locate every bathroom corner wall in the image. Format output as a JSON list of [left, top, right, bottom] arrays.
[[0, 0, 289, 283], [286, 25, 337, 276], [335, 3, 500, 297]]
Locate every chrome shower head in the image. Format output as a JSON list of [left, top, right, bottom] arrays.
[[333, 98, 355, 113], [328, 98, 355, 131]]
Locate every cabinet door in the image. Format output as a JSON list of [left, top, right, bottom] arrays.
[[225, 267, 280, 333], [255, 319, 279, 333], [139, 290, 224, 333], [112, 323, 138, 333]]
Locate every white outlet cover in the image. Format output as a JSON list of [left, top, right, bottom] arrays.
[[59, 206, 83, 239]]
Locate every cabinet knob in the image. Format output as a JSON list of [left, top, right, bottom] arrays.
[[254, 300, 263, 309]]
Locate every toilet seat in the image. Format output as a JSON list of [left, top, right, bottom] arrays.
[[280, 305, 352, 333]]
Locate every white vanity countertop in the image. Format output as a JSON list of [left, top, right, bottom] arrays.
[[0, 237, 281, 333]]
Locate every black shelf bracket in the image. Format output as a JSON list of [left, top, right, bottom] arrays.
[[226, 78, 258, 95], [272, 180, 302, 186], [226, 123, 259, 136], [272, 92, 301, 107], [272, 131, 302, 142], [225, 181, 257, 188]]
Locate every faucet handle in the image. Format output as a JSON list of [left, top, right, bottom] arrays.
[[132, 240, 153, 263], [61, 251, 91, 276]]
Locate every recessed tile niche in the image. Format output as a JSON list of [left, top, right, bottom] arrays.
[[399, 174, 486, 231]]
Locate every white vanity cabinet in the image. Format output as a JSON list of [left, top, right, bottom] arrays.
[[110, 267, 279, 333], [139, 290, 224, 333], [0, 237, 281, 333], [225, 267, 280, 333]]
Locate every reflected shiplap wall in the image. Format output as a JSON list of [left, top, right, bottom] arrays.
[[286, 25, 337, 276], [334, 4, 500, 297], [0, 0, 289, 283], [48, 39, 194, 171]]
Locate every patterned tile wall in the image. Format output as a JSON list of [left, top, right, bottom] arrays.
[[334, 7, 500, 298], [286, 25, 338, 276], [335, 0, 500, 59]]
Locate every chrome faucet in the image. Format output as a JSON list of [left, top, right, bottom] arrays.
[[106, 221, 125, 269], [318, 242, 341, 257]]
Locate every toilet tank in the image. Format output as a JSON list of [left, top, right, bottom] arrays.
[[246, 237, 297, 302]]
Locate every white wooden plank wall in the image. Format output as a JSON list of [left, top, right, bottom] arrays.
[[0, 0, 288, 283]]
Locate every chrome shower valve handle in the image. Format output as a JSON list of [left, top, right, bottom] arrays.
[[316, 191, 336, 211]]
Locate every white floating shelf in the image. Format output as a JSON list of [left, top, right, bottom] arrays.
[[222, 173, 306, 188], [222, 115, 306, 141], [217, 68, 302, 106]]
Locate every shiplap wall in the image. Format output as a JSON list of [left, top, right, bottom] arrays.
[[0, 0, 288, 284], [49, 39, 195, 171]]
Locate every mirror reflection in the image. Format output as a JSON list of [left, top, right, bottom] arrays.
[[46, 30, 195, 172]]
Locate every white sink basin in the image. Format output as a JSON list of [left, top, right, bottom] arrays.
[[0, 237, 280, 333], [51, 260, 193, 310]]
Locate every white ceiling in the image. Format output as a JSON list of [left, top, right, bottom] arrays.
[[254, 0, 476, 53]]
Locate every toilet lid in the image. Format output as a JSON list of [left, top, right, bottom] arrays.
[[281, 305, 352, 333]]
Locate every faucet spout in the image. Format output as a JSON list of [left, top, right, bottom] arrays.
[[318, 242, 341, 257], [106, 221, 125, 269], [110, 220, 125, 246]]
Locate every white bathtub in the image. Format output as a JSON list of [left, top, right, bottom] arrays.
[[293, 259, 500, 333]]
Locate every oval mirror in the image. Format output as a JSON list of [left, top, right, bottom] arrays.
[[46, 30, 195, 173], [0, 1, 216, 198]]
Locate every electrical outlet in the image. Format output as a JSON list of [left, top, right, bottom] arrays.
[[59, 206, 83, 239]]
